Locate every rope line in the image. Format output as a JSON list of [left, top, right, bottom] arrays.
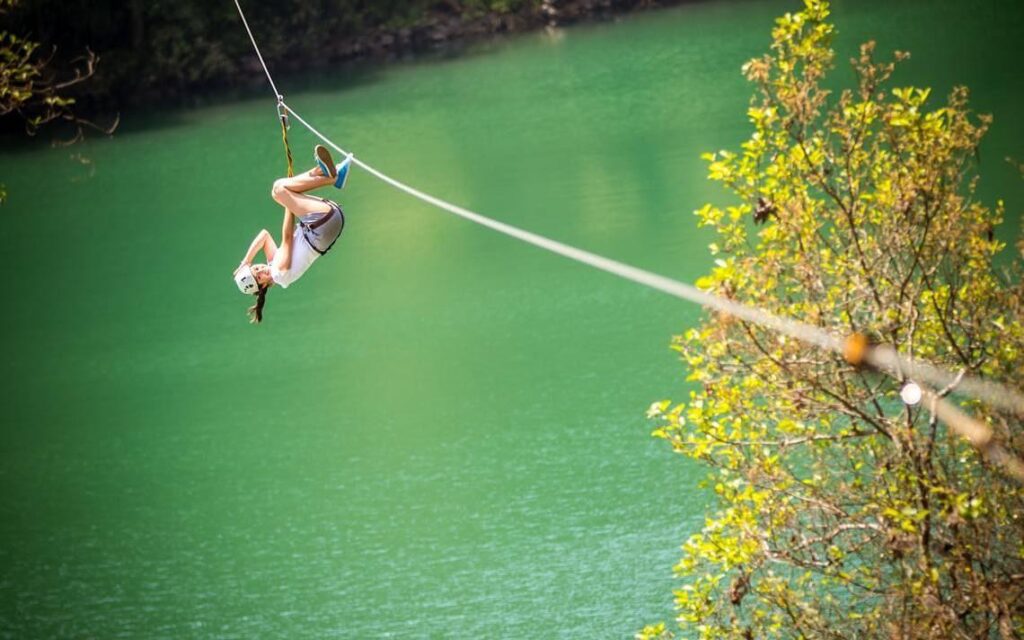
[[280, 117, 294, 178], [284, 101, 1024, 419], [285, 104, 841, 350], [231, 0, 1024, 480]]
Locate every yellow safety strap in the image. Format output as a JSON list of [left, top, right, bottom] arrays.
[[280, 114, 294, 178]]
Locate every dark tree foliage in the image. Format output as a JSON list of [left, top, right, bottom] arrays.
[[3, 0, 543, 109], [1, 0, 116, 201]]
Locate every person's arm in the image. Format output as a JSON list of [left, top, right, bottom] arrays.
[[276, 209, 295, 272], [237, 228, 278, 271]]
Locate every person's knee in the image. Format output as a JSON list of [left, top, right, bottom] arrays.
[[271, 179, 288, 203]]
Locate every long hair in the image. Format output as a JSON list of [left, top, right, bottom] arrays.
[[248, 285, 269, 324]]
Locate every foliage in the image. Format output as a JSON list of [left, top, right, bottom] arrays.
[[1, 0, 115, 203], [650, 1, 1024, 637], [1, 0, 544, 108], [636, 622, 675, 640], [1, 0, 119, 135], [0, 29, 103, 139]]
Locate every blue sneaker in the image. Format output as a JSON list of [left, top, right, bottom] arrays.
[[334, 153, 353, 189], [314, 145, 337, 179]]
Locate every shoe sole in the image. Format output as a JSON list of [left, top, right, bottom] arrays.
[[315, 145, 337, 179]]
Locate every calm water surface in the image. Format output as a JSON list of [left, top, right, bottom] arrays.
[[1, 0, 1022, 637]]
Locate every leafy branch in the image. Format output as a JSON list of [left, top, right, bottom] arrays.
[[647, 1, 1024, 637], [0, 0, 117, 204]]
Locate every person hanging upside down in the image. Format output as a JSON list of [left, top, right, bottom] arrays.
[[233, 145, 353, 323]]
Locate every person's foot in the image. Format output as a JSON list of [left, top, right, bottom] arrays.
[[315, 145, 337, 179], [334, 153, 353, 189]]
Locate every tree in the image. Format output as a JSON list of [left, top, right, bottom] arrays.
[[646, 1, 1024, 637], [0, 0, 115, 204]]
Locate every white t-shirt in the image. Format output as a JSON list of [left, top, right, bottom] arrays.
[[270, 225, 319, 288]]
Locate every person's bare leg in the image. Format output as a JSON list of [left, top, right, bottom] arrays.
[[277, 164, 335, 193], [270, 165, 333, 216]]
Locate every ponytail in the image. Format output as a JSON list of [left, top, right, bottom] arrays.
[[247, 285, 269, 324]]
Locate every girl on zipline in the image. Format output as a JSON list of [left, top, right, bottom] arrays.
[[233, 145, 353, 323]]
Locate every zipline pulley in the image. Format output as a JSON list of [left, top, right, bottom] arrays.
[[277, 95, 289, 130]]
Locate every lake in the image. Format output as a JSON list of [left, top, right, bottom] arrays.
[[1, 0, 1021, 636]]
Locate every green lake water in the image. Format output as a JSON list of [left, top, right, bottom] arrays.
[[1, 0, 1022, 637]]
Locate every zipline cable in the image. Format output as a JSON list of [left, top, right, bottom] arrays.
[[282, 101, 1024, 420], [231, 0, 1024, 480], [232, 0, 282, 102], [283, 103, 841, 353]]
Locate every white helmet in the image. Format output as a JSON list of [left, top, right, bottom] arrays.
[[234, 265, 259, 295]]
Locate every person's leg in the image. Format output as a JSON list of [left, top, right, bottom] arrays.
[[270, 166, 333, 216]]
